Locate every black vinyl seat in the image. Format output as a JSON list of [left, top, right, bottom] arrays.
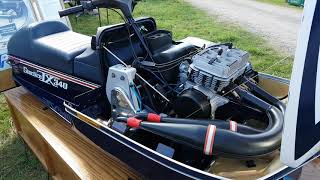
[[8, 21, 91, 74]]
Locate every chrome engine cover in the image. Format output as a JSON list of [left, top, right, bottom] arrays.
[[189, 45, 249, 92]]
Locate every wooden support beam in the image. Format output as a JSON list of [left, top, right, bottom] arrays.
[[0, 69, 16, 92], [4, 87, 140, 180]]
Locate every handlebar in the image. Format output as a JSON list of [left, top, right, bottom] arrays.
[[59, 0, 102, 17], [59, 0, 136, 18], [59, 5, 84, 17]]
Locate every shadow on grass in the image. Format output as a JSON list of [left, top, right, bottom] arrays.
[[0, 135, 48, 180]]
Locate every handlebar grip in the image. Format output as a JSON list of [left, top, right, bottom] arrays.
[[59, 5, 84, 17]]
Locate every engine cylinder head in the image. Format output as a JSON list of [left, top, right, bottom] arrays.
[[188, 45, 249, 92]]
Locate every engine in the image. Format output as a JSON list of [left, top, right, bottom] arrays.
[[174, 44, 250, 118], [106, 36, 284, 164]]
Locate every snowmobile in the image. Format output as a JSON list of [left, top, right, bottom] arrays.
[[6, 0, 320, 179]]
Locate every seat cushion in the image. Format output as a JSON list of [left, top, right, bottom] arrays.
[[32, 31, 91, 74], [8, 21, 90, 74]]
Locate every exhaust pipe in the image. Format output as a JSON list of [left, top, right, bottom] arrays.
[[115, 85, 284, 158]]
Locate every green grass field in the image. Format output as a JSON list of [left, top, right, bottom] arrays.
[[257, 0, 304, 8], [258, 0, 288, 6], [0, 0, 293, 179]]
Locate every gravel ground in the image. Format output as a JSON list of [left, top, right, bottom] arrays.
[[185, 0, 302, 55]]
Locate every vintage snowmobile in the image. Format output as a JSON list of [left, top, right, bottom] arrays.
[[6, 0, 320, 179]]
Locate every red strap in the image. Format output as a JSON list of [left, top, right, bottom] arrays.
[[147, 113, 161, 123], [127, 117, 142, 128]]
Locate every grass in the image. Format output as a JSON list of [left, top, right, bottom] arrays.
[[0, 135, 48, 180], [0, 95, 12, 144], [257, 0, 304, 8], [0, 0, 293, 178]]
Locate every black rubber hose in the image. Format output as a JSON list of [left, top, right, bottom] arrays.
[[153, 117, 263, 134], [235, 87, 272, 111], [210, 87, 283, 157], [235, 87, 273, 131], [242, 76, 286, 115], [209, 106, 283, 158]]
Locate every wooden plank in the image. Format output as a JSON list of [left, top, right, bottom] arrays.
[[4, 87, 140, 180], [0, 68, 16, 92], [299, 159, 320, 180]]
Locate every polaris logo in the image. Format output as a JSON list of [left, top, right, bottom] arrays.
[[23, 67, 68, 90]]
